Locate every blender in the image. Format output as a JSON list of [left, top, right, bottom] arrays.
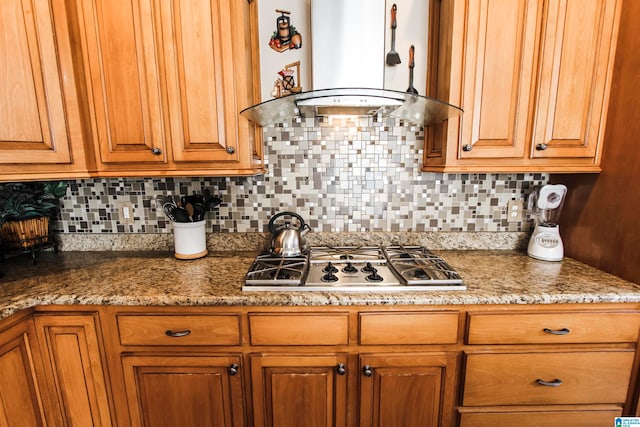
[[527, 184, 568, 261]]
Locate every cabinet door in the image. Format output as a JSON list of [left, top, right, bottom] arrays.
[[531, 0, 620, 160], [159, 0, 241, 163], [250, 354, 348, 427], [458, 0, 539, 159], [359, 353, 458, 427], [121, 354, 245, 427], [76, 0, 166, 164], [0, 0, 72, 165], [0, 319, 46, 426], [34, 314, 113, 426]]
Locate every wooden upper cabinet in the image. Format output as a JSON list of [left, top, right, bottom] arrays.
[[0, 0, 91, 179], [457, 0, 539, 161], [161, 0, 239, 162], [76, 0, 166, 164], [531, 0, 619, 160], [74, 0, 263, 175], [0, 0, 69, 164], [424, 0, 622, 172]]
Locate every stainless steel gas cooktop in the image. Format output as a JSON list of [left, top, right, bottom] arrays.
[[243, 246, 465, 291]]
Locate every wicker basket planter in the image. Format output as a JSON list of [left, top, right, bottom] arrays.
[[0, 216, 50, 250]]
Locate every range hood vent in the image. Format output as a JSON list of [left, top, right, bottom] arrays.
[[240, 88, 462, 126], [241, 0, 462, 127]]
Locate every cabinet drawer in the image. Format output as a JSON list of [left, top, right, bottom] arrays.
[[117, 314, 241, 346], [249, 313, 348, 345], [359, 311, 459, 345], [466, 311, 640, 344], [463, 351, 634, 406], [459, 408, 622, 427]]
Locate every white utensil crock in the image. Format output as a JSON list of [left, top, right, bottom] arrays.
[[173, 220, 208, 259]]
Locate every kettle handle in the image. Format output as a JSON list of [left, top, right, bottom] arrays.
[[268, 211, 307, 234]]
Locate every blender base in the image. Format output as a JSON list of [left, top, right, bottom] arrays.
[[527, 224, 564, 262]]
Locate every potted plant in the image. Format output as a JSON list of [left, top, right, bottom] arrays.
[[0, 181, 68, 250]]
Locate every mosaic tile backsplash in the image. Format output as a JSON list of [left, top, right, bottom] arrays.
[[51, 115, 548, 234]]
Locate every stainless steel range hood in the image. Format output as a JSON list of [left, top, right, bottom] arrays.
[[240, 0, 462, 127]]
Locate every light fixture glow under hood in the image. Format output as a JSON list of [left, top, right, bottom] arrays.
[[240, 87, 462, 127], [240, 0, 462, 127]]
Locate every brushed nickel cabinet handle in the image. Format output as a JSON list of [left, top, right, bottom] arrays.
[[536, 143, 547, 151], [226, 146, 236, 154], [536, 378, 563, 387], [151, 147, 162, 155], [337, 363, 346, 375], [362, 365, 373, 377], [462, 144, 473, 152], [543, 328, 570, 335], [164, 329, 191, 337], [228, 363, 239, 376]]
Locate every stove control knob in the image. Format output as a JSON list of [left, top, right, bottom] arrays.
[[362, 262, 375, 272], [322, 272, 339, 282], [342, 262, 358, 273], [323, 262, 339, 274], [366, 269, 384, 282]]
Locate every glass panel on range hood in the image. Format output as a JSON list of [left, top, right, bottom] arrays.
[[239, 88, 462, 127]]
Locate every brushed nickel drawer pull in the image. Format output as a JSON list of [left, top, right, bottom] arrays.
[[164, 329, 191, 338], [543, 328, 571, 335], [536, 378, 563, 387], [337, 363, 346, 375]]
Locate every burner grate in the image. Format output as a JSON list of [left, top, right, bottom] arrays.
[[244, 255, 307, 286]]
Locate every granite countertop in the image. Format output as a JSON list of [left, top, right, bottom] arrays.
[[1, 250, 639, 319]]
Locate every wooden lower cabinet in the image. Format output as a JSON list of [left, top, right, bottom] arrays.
[[250, 353, 348, 427], [359, 352, 458, 427], [33, 313, 113, 426], [121, 354, 245, 427], [0, 316, 46, 426], [5, 304, 639, 426]]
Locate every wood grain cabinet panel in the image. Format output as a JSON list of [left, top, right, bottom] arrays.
[[33, 313, 113, 426], [466, 311, 640, 344], [425, 0, 622, 172], [117, 314, 241, 346], [463, 350, 634, 406], [75, 0, 166, 164], [531, 0, 620, 160], [459, 408, 622, 427], [250, 353, 348, 427], [0, 0, 89, 179], [359, 353, 458, 427], [121, 354, 245, 427], [0, 0, 70, 164], [73, 0, 263, 175], [0, 319, 46, 426], [359, 311, 459, 345], [249, 313, 349, 345]]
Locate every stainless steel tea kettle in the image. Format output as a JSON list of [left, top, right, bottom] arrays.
[[268, 211, 311, 257]]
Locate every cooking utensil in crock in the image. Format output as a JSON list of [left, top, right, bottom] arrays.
[[268, 211, 311, 257]]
